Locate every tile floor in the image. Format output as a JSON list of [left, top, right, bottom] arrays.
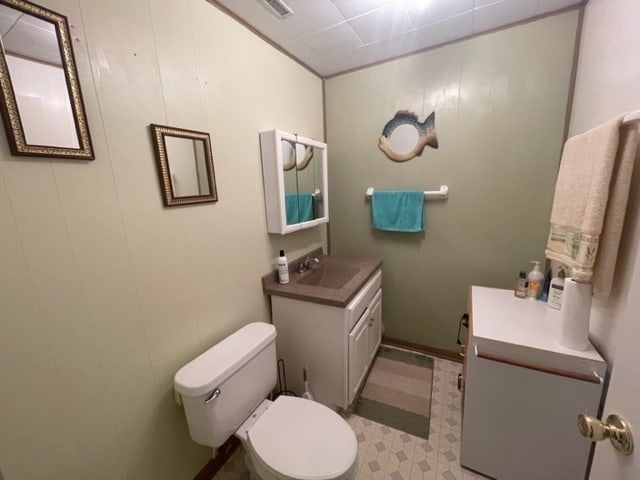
[[213, 355, 490, 480]]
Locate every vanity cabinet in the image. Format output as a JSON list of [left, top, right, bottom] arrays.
[[259, 129, 328, 234], [271, 270, 382, 409]]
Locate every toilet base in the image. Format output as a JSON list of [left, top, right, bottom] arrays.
[[243, 453, 261, 480]]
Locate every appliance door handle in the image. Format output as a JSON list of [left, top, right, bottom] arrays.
[[474, 346, 603, 385], [456, 313, 469, 345]]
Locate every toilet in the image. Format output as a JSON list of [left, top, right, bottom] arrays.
[[174, 322, 358, 480]]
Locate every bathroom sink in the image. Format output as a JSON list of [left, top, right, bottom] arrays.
[[297, 262, 359, 289], [262, 249, 382, 306]]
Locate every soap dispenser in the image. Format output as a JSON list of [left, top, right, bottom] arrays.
[[527, 261, 544, 300]]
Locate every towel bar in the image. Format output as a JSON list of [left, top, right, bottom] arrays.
[[365, 186, 449, 200], [622, 110, 640, 125]]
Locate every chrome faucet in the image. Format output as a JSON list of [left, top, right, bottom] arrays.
[[297, 255, 320, 273]]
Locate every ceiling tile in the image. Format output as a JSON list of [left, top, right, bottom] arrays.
[[536, 0, 581, 15], [355, 30, 420, 63], [330, 0, 395, 19], [282, 0, 344, 37], [211, 0, 580, 77], [413, 10, 474, 49], [404, 0, 473, 28], [348, 1, 413, 44], [0, 6, 19, 36], [303, 22, 363, 57], [282, 40, 335, 75], [473, 0, 500, 7], [473, 0, 538, 33]]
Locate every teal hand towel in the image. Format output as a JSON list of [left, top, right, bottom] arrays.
[[297, 193, 315, 222], [372, 190, 425, 232], [285, 193, 315, 225]]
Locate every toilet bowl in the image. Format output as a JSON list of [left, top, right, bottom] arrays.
[[174, 322, 358, 480], [237, 396, 357, 480]]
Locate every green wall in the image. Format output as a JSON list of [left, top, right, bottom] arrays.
[[325, 11, 579, 350], [0, 0, 323, 478]]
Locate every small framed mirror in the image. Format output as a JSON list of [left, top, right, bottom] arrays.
[[150, 124, 218, 207], [0, 0, 94, 159]]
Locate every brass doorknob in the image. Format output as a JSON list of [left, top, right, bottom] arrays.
[[578, 413, 633, 455]]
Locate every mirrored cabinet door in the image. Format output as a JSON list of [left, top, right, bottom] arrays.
[[259, 129, 328, 235]]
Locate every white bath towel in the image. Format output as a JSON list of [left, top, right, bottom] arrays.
[[546, 115, 639, 299]]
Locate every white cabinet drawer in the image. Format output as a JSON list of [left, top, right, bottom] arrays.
[[347, 270, 382, 331]]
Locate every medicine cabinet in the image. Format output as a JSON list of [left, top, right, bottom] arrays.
[[259, 129, 328, 235]]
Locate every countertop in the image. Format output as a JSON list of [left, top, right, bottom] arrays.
[[262, 249, 382, 307]]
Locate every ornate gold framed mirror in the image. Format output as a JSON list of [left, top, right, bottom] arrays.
[[0, 0, 94, 159], [150, 124, 218, 207]]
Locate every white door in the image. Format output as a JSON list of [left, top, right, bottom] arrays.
[[563, 0, 640, 474], [588, 285, 640, 478]]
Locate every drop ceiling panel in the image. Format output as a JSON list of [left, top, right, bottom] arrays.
[[347, 2, 414, 44], [537, 0, 581, 15], [330, 0, 396, 20], [282, 0, 344, 37], [413, 11, 474, 50], [304, 22, 363, 57], [405, 0, 474, 28], [212, 0, 583, 77], [472, 0, 539, 33]]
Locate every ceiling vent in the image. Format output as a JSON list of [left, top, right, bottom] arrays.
[[258, 0, 293, 19]]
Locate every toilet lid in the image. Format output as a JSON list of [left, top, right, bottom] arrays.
[[248, 396, 357, 480]]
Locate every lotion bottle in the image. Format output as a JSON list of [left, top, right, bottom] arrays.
[[277, 250, 289, 285], [547, 267, 566, 310], [527, 261, 544, 300]]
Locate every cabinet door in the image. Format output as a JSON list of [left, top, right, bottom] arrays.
[[367, 289, 382, 361], [348, 309, 370, 405], [259, 129, 329, 235]]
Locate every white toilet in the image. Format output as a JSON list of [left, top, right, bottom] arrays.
[[174, 322, 358, 480]]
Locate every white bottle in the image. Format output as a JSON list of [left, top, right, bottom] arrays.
[[547, 267, 566, 310], [277, 250, 289, 285], [526, 261, 544, 300]]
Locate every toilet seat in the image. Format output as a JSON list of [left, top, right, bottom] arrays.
[[247, 396, 357, 480]]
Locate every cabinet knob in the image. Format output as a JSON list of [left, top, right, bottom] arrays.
[[578, 413, 633, 455]]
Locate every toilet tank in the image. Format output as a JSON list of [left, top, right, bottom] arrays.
[[174, 322, 277, 447]]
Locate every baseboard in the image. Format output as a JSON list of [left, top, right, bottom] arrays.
[[194, 436, 240, 480], [382, 336, 462, 363]]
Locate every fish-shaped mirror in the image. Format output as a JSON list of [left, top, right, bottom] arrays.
[[378, 111, 438, 162]]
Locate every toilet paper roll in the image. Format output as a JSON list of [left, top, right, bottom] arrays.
[[559, 278, 592, 351]]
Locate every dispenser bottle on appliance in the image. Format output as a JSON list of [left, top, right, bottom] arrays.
[[527, 261, 544, 300], [514, 271, 527, 298], [277, 250, 289, 284], [547, 267, 566, 310]]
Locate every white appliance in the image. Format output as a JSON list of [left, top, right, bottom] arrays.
[[460, 286, 606, 480]]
